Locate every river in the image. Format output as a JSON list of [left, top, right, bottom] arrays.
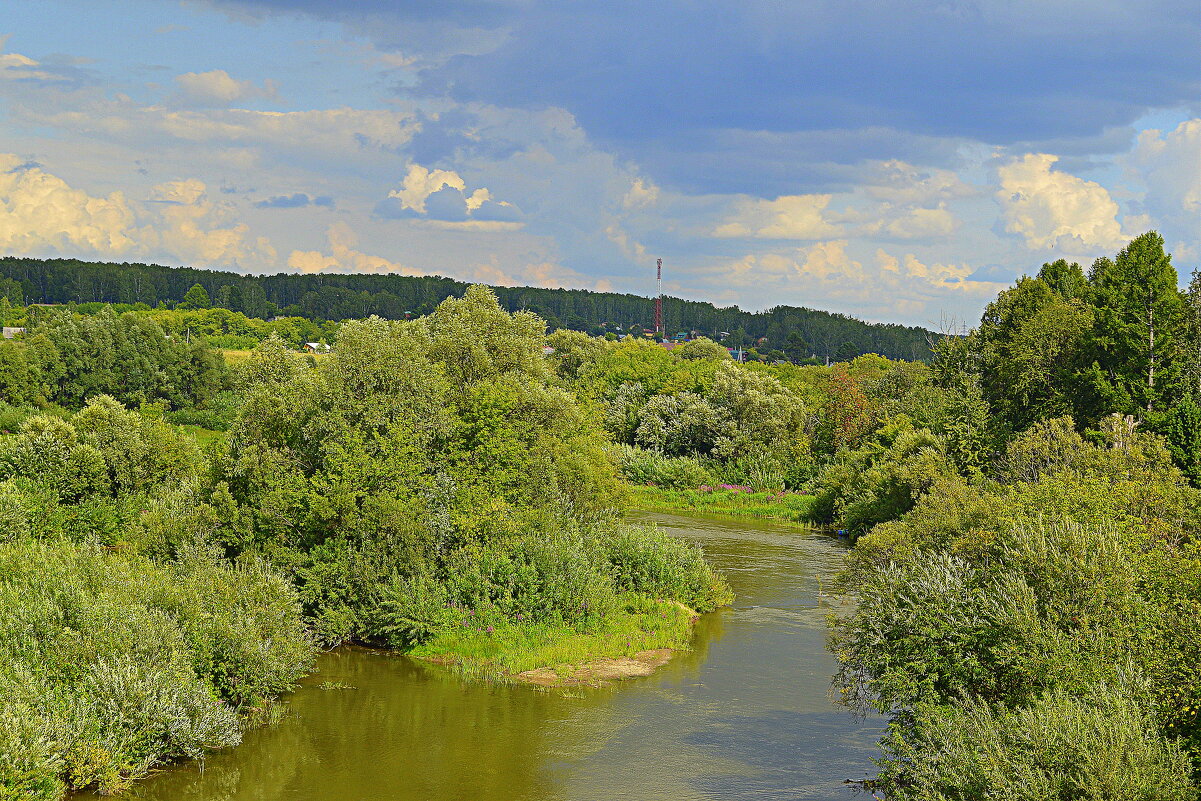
[[109, 511, 883, 800]]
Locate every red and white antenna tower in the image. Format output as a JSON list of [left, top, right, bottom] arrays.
[[654, 258, 664, 335]]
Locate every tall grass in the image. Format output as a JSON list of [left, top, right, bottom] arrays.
[[611, 445, 817, 526], [628, 485, 817, 525], [609, 444, 717, 489], [376, 524, 731, 680]]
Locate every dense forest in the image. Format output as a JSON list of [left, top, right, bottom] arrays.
[[4, 230, 1201, 798], [0, 256, 932, 362]]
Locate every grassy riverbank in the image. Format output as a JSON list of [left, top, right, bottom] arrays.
[[627, 484, 817, 526], [409, 595, 697, 684]]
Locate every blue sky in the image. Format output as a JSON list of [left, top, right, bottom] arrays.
[[3, 0, 1201, 325]]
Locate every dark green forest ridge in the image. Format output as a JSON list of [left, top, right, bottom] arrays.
[[0, 255, 932, 362]]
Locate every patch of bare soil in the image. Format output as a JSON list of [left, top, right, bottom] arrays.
[[513, 648, 676, 688]]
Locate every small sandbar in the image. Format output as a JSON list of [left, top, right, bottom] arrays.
[[514, 648, 676, 688]]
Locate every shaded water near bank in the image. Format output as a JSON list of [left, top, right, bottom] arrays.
[[102, 511, 883, 801]]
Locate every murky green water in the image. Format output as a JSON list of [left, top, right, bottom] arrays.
[[110, 512, 882, 801]]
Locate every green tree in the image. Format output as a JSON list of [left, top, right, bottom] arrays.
[[678, 336, 730, 361], [546, 328, 605, 382], [634, 392, 731, 456], [1037, 258, 1088, 300], [835, 340, 859, 361], [969, 276, 1092, 433], [0, 340, 40, 407], [419, 285, 548, 389], [1087, 232, 1187, 416], [0, 277, 22, 306], [708, 360, 807, 458], [214, 292, 623, 642], [807, 416, 955, 531], [179, 283, 212, 310], [1157, 396, 1201, 486], [784, 330, 809, 363], [1179, 269, 1201, 399]]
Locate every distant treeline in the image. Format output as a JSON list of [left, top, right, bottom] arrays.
[[0, 257, 933, 362]]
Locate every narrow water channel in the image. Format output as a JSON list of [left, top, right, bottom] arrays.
[[111, 512, 883, 801]]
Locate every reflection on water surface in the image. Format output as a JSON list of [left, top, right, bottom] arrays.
[[102, 511, 882, 801]]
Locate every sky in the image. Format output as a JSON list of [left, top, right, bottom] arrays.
[[3, 1, 1201, 327]]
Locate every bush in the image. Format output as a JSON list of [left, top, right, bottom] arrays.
[[368, 522, 733, 649], [0, 480, 31, 541], [374, 573, 455, 646], [633, 392, 731, 456], [848, 472, 996, 571], [0, 398, 203, 505], [601, 523, 732, 612], [0, 415, 109, 502], [164, 407, 231, 431], [807, 418, 954, 532], [834, 520, 1150, 716], [441, 533, 620, 631], [0, 539, 314, 797], [74, 396, 203, 496], [610, 444, 716, 490], [879, 687, 1195, 801], [207, 334, 260, 350], [0, 402, 40, 434], [832, 551, 1055, 715]]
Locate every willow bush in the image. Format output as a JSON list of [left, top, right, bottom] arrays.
[[0, 539, 313, 799]]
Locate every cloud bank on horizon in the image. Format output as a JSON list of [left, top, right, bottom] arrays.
[[1, 0, 1200, 325]]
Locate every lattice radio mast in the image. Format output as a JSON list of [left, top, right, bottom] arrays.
[[654, 258, 664, 335]]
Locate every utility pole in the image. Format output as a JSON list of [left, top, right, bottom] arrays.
[[654, 258, 664, 336]]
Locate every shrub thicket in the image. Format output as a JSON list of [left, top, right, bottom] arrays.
[[0, 540, 312, 799]]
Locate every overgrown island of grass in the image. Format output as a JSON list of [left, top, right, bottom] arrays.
[[623, 483, 816, 526]]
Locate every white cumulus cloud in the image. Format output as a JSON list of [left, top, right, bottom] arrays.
[[287, 221, 425, 275], [0, 153, 138, 255], [996, 153, 1128, 252], [713, 194, 842, 239], [1129, 119, 1201, 240], [622, 177, 660, 210], [0, 154, 275, 268], [389, 164, 468, 214], [0, 51, 54, 82], [174, 69, 278, 106], [143, 178, 275, 267], [380, 163, 521, 227]]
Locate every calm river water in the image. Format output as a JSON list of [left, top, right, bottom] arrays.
[[111, 511, 882, 801]]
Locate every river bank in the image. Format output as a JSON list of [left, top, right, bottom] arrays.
[[627, 484, 817, 527]]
